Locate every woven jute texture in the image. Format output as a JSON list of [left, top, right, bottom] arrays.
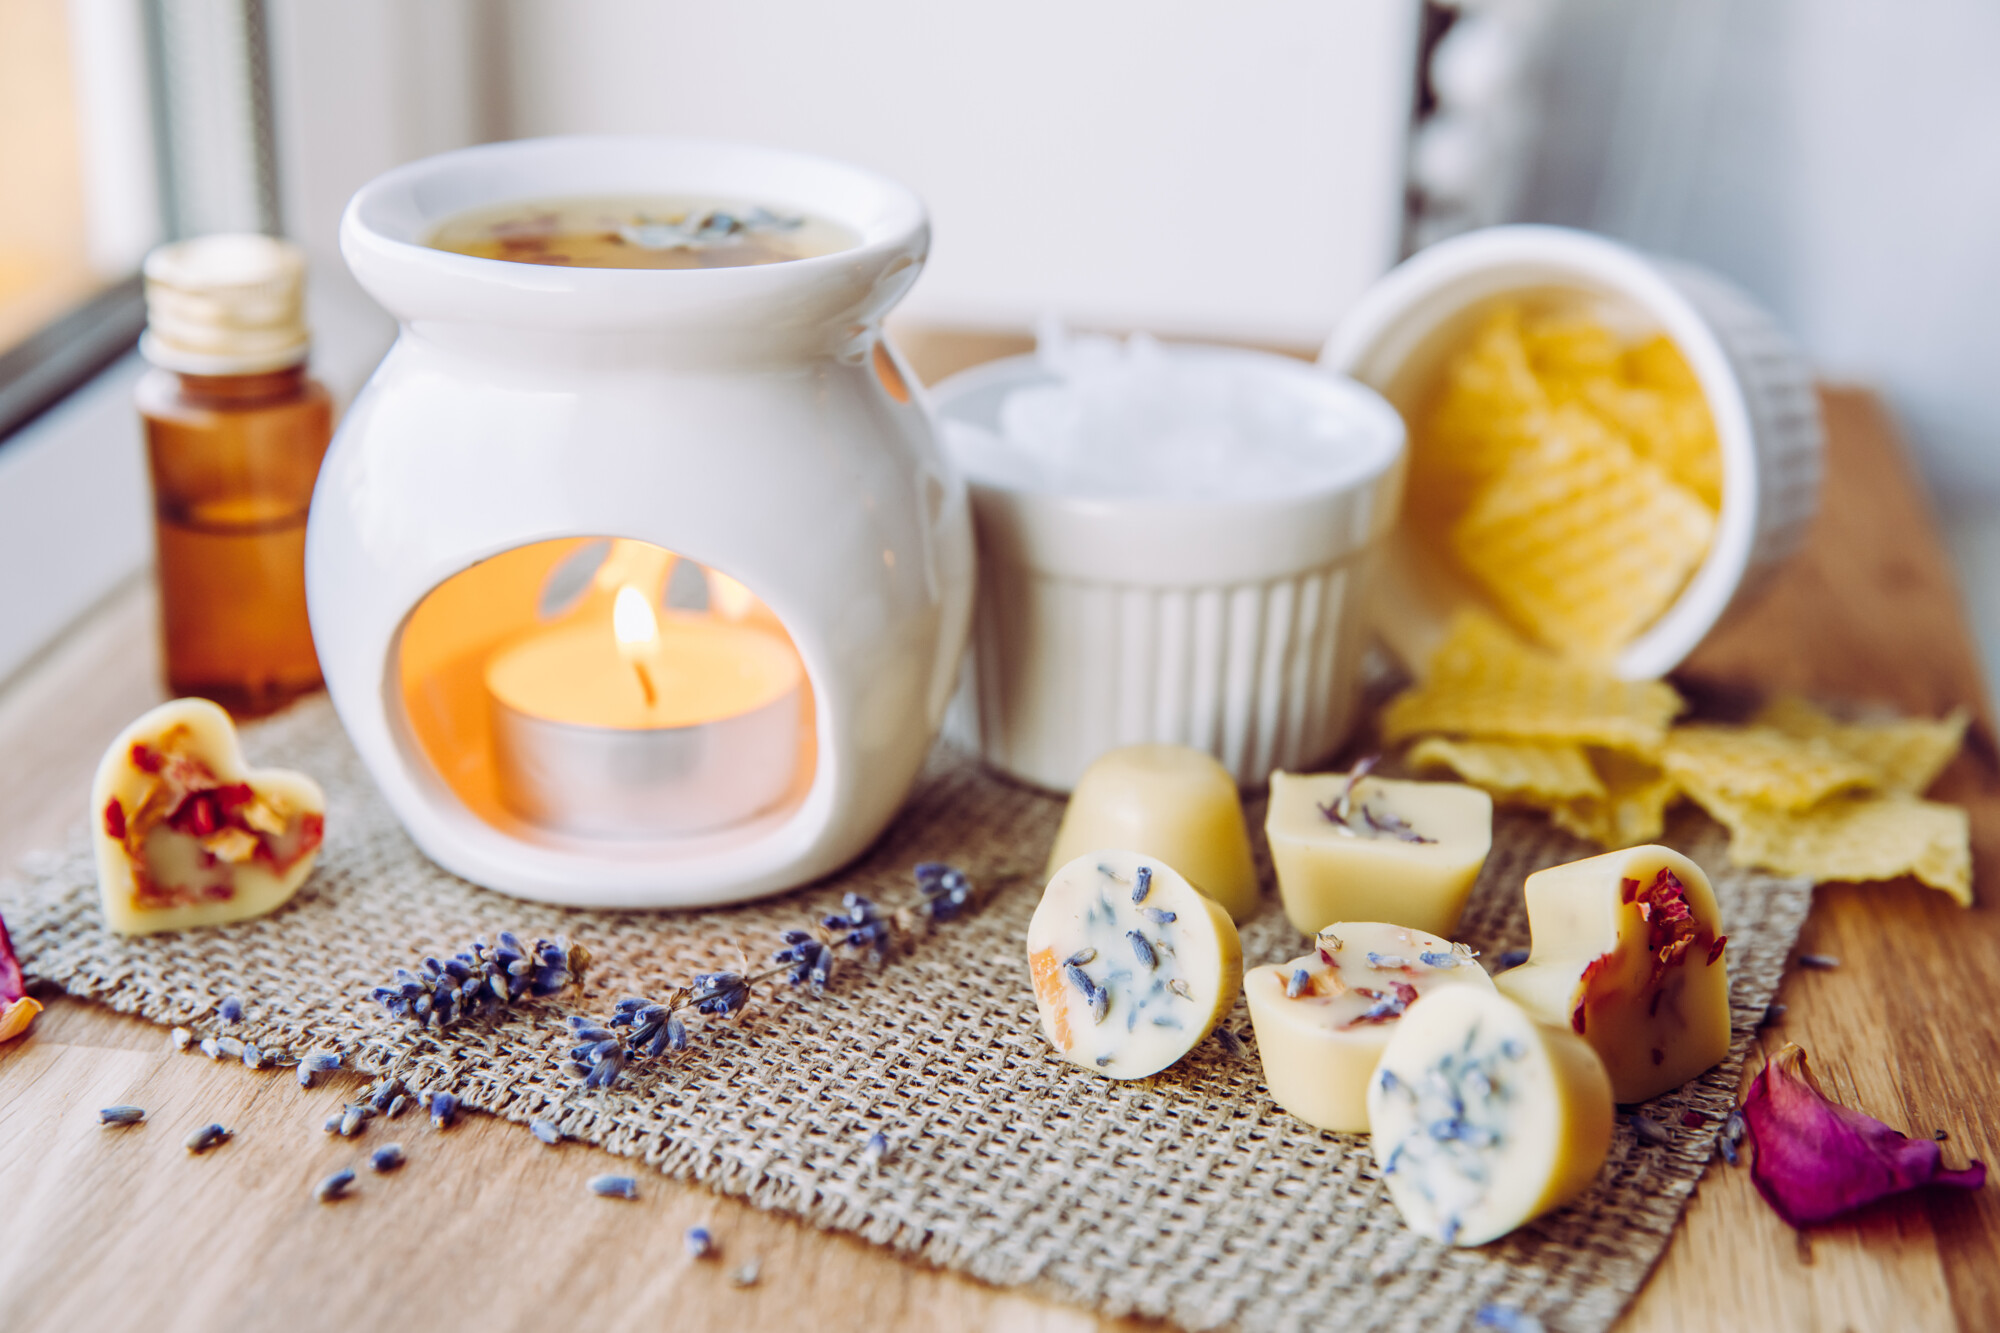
[[2, 697, 1812, 1333]]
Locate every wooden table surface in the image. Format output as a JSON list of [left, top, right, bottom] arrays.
[[1, 345, 1995, 1331]]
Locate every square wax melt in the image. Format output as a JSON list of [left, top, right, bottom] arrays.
[[1266, 769, 1493, 937]]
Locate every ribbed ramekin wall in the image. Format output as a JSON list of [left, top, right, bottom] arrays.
[[955, 551, 1375, 791], [1664, 262, 1826, 592]]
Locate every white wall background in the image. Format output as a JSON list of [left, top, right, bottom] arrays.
[[489, 0, 1421, 345], [1519, 0, 2000, 506]]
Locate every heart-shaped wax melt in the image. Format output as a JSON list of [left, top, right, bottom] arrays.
[[92, 699, 326, 936]]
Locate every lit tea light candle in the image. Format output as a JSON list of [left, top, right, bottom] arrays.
[[486, 576, 804, 838]]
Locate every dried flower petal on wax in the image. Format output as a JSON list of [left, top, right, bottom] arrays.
[[1742, 1043, 1986, 1227]]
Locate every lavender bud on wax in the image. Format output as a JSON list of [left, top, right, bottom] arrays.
[[1265, 769, 1492, 938], [1027, 851, 1241, 1079], [1369, 987, 1613, 1246], [1244, 923, 1495, 1133]]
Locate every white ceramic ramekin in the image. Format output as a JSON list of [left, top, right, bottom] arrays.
[[931, 346, 1406, 791], [1321, 224, 1824, 679]]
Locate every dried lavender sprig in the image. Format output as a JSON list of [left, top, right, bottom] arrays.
[[571, 862, 1008, 1092], [370, 933, 591, 1030]]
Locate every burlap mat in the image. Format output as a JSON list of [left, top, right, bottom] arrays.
[[1, 696, 1810, 1333]]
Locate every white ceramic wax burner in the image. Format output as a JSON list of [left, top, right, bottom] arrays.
[[306, 137, 974, 909]]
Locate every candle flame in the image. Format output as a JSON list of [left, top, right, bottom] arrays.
[[612, 585, 660, 650]]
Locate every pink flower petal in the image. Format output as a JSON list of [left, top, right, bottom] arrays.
[[0, 908, 23, 1004], [1743, 1042, 1986, 1227]]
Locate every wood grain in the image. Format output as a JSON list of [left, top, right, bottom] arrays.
[[1, 359, 1994, 1331]]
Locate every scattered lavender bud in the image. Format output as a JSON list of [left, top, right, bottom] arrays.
[[1287, 967, 1311, 998], [1141, 907, 1176, 925], [99, 1105, 146, 1126], [303, 1051, 341, 1073], [184, 1123, 231, 1153], [218, 996, 244, 1023], [1628, 1114, 1672, 1147], [241, 1045, 265, 1070], [530, 1118, 562, 1146], [1475, 1305, 1546, 1333], [315, 1168, 356, 1202], [1719, 1110, 1746, 1166], [1213, 1027, 1248, 1060], [429, 1091, 459, 1129], [1935, 1129, 1951, 1142], [1492, 948, 1531, 973], [685, 1226, 714, 1258], [371, 1144, 405, 1173], [1127, 930, 1157, 969], [170, 1026, 192, 1051], [369, 1081, 403, 1115], [199, 1036, 222, 1060], [1799, 953, 1840, 970], [215, 1036, 245, 1061], [588, 1174, 638, 1200], [1130, 865, 1153, 905], [387, 1095, 409, 1120], [1367, 952, 1408, 970], [1760, 1002, 1787, 1027], [862, 1130, 888, 1167], [730, 1259, 762, 1287], [323, 1114, 342, 1134], [1064, 947, 1096, 966], [339, 1107, 367, 1138]]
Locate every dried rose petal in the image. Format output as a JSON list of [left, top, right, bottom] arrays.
[[0, 997, 41, 1043], [0, 907, 23, 1003], [1743, 1042, 1986, 1226], [0, 910, 36, 1044]]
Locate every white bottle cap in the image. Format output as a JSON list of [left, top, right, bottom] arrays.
[[141, 233, 311, 375]]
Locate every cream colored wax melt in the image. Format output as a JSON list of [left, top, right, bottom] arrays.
[[1027, 850, 1242, 1078], [1265, 768, 1493, 937], [1046, 745, 1259, 921], [1369, 987, 1613, 1246], [92, 699, 326, 936], [1495, 844, 1729, 1103], [1243, 921, 1497, 1132]]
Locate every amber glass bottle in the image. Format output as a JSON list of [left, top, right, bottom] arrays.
[[137, 235, 331, 716]]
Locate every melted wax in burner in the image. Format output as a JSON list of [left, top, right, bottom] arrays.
[[425, 195, 857, 270]]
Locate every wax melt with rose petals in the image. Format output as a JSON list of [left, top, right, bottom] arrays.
[[1494, 844, 1729, 1103], [92, 699, 325, 935]]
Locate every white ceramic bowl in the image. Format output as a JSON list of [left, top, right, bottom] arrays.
[[930, 346, 1405, 791], [1321, 225, 1824, 679]]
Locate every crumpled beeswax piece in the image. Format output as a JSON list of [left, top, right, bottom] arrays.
[[0, 908, 39, 1043], [1743, 1042, 1985, 1226]]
